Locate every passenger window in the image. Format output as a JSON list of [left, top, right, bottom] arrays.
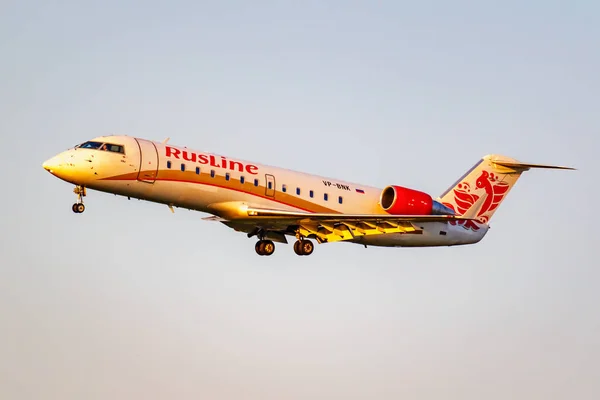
[[282, 184, 287, 193], [181, 163, 185, 172], [338, 196, 343, 204], [268, 181, 272, 190], [324, 193, 328, 201], [296, 187, 301, 195], [309, 190, 314, 198], [211, 170, 215, 178], [167, 161, 172, 169], [225, 173, 230, 181], [196, 167, 200, 175], [240, 176, 245, 184], [254, 179, 259, 187]]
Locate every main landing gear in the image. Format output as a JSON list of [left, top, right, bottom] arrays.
[[255, 240, 275, 256], [254, 239, 314, 256], [72, 185, 86, 213], [293, 239, 314, 256], [251, 229, 315, 256]]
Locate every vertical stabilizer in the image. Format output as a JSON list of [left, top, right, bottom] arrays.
[[437, 155, 519, 230], [438, 155, 574, 229]]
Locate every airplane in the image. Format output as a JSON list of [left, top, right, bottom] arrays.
[[42, 135, 574, 256]]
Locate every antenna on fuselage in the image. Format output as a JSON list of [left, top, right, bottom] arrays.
[[162, 137, 170, 144]]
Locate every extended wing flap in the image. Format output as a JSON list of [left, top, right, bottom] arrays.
[[297, 220, 419, 243]]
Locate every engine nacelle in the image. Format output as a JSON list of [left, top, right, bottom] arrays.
[[380, 185, 455, 216]]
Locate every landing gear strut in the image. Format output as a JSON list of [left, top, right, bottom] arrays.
[[255, 240, 275, 256], [293, 239, 314, 256], [72, 185, 86, 213]]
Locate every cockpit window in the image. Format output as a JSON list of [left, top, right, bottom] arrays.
[[79, 141, 103, 149], [77, 141, 125, 154], [106, 144, 125, 154]]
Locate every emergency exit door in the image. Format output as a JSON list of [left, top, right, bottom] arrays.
[[135, 138, 159, 183], [265, 174, 276, 197]]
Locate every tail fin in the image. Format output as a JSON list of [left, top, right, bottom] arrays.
[[438, 154, 574, 225]]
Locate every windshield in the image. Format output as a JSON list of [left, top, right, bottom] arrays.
[[78, 141, 103, 149], [77, 141, 125, 154]]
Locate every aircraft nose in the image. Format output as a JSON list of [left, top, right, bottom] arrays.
[[43, 155, 62, 174]]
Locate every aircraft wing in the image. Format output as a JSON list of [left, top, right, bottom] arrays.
[[226, 206, 474, 244]]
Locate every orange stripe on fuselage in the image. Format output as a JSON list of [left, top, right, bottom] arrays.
[[102, 170, 341, 214]]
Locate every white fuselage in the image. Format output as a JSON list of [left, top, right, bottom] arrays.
[[43, 135, 489, 247]]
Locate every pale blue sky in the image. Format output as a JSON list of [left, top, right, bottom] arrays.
[[1, 1, 598, 399]]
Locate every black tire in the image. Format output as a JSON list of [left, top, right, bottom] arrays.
[[255, 241, 264, 255], [76, 203, 85, 213], [72, 203, 79, 213], [293, 240, 303, 255]]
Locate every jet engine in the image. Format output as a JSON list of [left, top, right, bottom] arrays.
[[380, 185, 455, 216]]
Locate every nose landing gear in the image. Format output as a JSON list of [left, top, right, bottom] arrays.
[[72, 185, 86, 213]]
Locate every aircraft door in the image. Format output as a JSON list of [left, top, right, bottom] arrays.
[[265, 174, 275, 197], [135, 138, 159, 183]]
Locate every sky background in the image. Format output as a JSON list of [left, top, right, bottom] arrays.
[[1, 1, 598, 399]]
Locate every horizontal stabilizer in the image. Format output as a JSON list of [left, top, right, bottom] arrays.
[[492, 160, 576, 171]]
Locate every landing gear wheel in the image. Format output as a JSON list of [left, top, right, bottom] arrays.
[[293, 240, 302, 255], [72, 203, 79, 213], [262, 240, 275, 256], [72, 203, 85, 213], [294, 239, 314, 256], [300, 240, 314, 256], [255, 240, 275, 256]]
